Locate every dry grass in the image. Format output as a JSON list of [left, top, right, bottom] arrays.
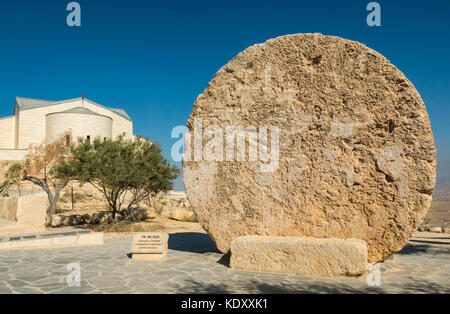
[[91, 216, 204, 236], [59, 192, 86, 204], [153, 203, 165, 215], [178, 215, 199, 223], [426, 201, 450, 228]]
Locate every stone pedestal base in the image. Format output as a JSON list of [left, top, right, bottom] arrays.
[[132, 253, 167, 261], [230, 236, 368, 277]]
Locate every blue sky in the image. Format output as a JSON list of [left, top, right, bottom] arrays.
[[0, 0, 449, 190]]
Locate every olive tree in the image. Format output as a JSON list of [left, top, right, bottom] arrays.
[[56, 135, 179, 218], [2, 133, 72, 215]]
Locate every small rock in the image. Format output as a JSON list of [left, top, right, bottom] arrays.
[[419, 224, 431, 232], [113, 213, 122, 222], [99, 213, 112, 224], [81, 214, 92, 225], [51, 215, 63, 227], [71, 215, 82, 226]]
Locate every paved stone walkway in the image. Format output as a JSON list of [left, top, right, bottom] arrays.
[[0, 232, 448, 294]]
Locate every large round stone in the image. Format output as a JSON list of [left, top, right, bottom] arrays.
[[183, 33, 436, 262]]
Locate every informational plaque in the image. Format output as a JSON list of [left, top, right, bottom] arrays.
[[131, 232, 168, 261]]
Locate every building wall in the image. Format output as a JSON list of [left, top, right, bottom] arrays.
[[0, 150, 28, 160], [46, 112, 113, 143], [16, 99, 133, 149], [14, 112, 19, 149], [0, 117, 15, 149], [0, 197, 17, 221]]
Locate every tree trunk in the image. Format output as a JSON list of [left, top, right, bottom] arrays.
[[22, 176, 68, 218], [53, 187, 63, 215], [111, 203, 117, 219], [47, 191, 57, 216], [44, 184, 65, 216]]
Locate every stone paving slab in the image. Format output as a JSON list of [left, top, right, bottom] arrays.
[[0, 232, 448, 294]]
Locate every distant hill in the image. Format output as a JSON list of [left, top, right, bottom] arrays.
[[433, 180, 450, 202], [426, 180, 450, 228]]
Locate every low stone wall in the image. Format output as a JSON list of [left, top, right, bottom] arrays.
[[17, 196, 48, 227], [0, 197, 18, 221], [0, 195, 47, 227], [419, 223, 450, 234]]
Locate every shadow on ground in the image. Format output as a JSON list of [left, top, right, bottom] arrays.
[[396, 243, 449, 256], [174, 279, 376, 294], [174, 278, 449, 294], [409, 239, 450, 246], [168, 232, 219, 254]]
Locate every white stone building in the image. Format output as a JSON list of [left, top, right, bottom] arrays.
[[0, 97, 133, 160]]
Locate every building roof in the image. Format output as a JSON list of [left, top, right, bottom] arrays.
[[46, 107, 112, 119], [14, 97, 132, 121]]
